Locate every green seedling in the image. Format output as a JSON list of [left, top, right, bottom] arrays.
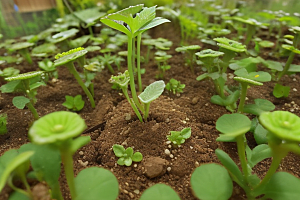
[[175, 45, 201, 73], [9, 42, 34, 64], [233, 69, 271, 113], [0, 71, 45, 120], [101, 4, 169, 99], [31, 43, 58, 57], [98, 53, 116, 74], [109, 70, 143, 122], [0, 56, 23, 64], [29, 111, 119, 199], [140, 184, 181, 200], [38, 59, 58, 82], [230, 17, 269, 46], [0, 114, 7, 135], [243, 98, 275, 116], [62, 95, 85, 112], [69, 35, 90, 48], [167, 127, 191, 146], [165, 78, 185, 95], [155, 51, 172, 79], [54, 47, 95, 108], [48, 28, 79, 51], [112, 144, 143, 166], [82, 61, 103, 97], [142, 37, 173, 63], [0, 67, 20, 79]]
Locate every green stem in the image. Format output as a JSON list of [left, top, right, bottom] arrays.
[[50, 182, 64, 200], [88, 26, 94, 37], [60, 149, 76, 199], [143, 103, 150, 122], [237, 83, 248, 113], [122, 88, 143, 122], [245, 25, 256, 46], [55, 0, 65, 17], [132, 37, 136, 73], [26, 101, 39, 120], [20, 49, 32, 65], [66, 63, 95, 108], [106, 63, 115, 74], [277, 52, 295, 81], [236, 135, 249, 182], [8, 176, 32, 198], [20, 173, 32, 195], [137, 33, 142, 93], [127, 36, 142, 110]]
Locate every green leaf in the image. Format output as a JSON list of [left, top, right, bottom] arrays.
[[264, 172, 300, 200], [100, 18, 131, 36], [216, 113, 251, 139], [125, 147, 134, 157], [138, 17, 170, 33], [117, 158, 125, 165], [74, 95, 85, 111], [215, 149, 246, 188], [191, 163, 233, 200], [19, 143, 61, 192], [243, 98, 275, 116], [12, 96, 30, 109], [248, 144, 272, 168], [196, 73, 209, 81], [75, 167, 119, 200], [273, 83, 290, 98], [140, 184, 181, 200], [62, 95, 74, 110], [8, 191, 31, 200], [112, 144, 125, 157], [30, 81, 46, 90], [0, 80, 22, 93], [132, 152, 143, 162], [132, 6, 156, 34], [254, 123, 268, 144], [262, 60, 283, 71], [124, 157, 133, 166], [138, 80, 165, 104], [181, 127, 191, 139]]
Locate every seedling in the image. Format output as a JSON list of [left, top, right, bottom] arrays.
[[29, 111, 119, 199], [155, 51, 172, 79], [0, 114, 7, 135], [48, 28, 79, 51], [83, 61, 103, 97], [62, 95, 85, 111], [142, 37, 173, 63], [165, 78, 185, 95], [112, 144, 143, 166], [8, 42, 34, 64], [31, 43, 58, 57], [38, 59, 58, 82], [101, 4, 169, 101], [98, 53, 116, 74], [0, 71, 45, 120], [175, 45, 201, 73], [167, 127, 191, 146], [54, 47, 95, 108], [140, 184, 181, 200]]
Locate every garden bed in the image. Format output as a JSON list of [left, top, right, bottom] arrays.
[[1, 7, 300, 200]]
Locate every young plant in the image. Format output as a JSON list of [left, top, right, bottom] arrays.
[[9, 42, 34, 64], [140, 184, 181, 200], [175, 45, 201, 73], [48, 28, 79, 52], [98, 53, 116, 74], [0, 114, 7, 135], [0, 71, 45, 120], [0, 67, 20, 79], [142, 37, 173, 63], [165, 78, 185, 95], [167, 127, 191, 146], [100, 4, 169, 99], [38, 59, 58, 82], [82, 61, 103, 97], [29, 111, 119, 200], [155, 51, 172, 79], [62, 95, 85, 112], [31, 43, 58, 57], [54, 47, 95, 108], [112, 144, 143, 166]]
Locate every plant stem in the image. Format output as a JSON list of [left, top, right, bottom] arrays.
[[122, 88, 143, 122], [237, 83, 248, 113], [66, 63, 95, 108], [236, 135, 249, 182], [127, 36, 142, 110], [8, 176, 32, 198], [143, 103, 150, 122], [26, 101, 39, 120], [137, 33, 142, 93], [245, 25, 256, 46], [50, 182, 64, 200], [277, 52, 295, 81], [20, 49, 32, 64], [60, 149, 76, 199]]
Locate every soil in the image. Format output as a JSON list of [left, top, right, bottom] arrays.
[[1, 21, 300, 200]]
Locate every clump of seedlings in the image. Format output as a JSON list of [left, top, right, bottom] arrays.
[[38, 59, 58, 82], [165, 78, 185, 95], [8, 42, 35, 64], [175, 45, 201, 73], [0, 67, 20, 79], [62, 95, 85, 112], [112, 144, 143, 166], [54, 47, 95, 108], [0, 71, 45, 120], [155, 51, 172, 79], [101, 4, 169, 121]]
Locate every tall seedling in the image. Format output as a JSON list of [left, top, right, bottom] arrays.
[[101, 5, 170, 121]]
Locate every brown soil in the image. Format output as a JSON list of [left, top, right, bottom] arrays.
[[1, 22, 300, 200]]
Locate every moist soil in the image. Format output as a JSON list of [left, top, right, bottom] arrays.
[[1, 22, 300, 200]]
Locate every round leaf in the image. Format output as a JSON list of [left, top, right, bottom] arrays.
[[140, 184, 181, 200], [216, 113, 251, 138], [112, 144, 125, 157], [132, 152, 143, 162], [191, 163, 233, 200], [75, 167, 119, 200], [12, 96, 30, 109]]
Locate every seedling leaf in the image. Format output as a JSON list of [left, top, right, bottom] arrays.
[[138, 80, 165, 104], [191, 163, 233, 200], [243, 98, 275, 116], [75, 167, 119, 200], [12, 96, 30, 109], [132, 152, 143, 162], [140, 184, 181, 200], [273, 83, 290, 98]]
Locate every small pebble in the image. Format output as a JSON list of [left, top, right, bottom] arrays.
[[166, 141, 171, 144], [165, 149, 171, 155], [134, 164, 137, 168], [167, 167, 171, 171], [170, 154, 174, 158], [190, 146, 193, 149], [293, 78, 297, 81], [133, 190, 140, 195], [125, 113, 131, 121], [79, 151, 84, 155], [293, 88, 297, 92]]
